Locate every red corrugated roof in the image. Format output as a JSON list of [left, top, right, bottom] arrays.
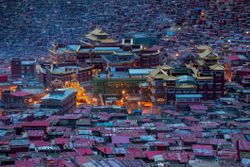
[[239, 141, 250, 151], [16, 160, 35, 167], [76, 156, 90, 165], [10, 91, 32, 97], [55, 138, 70, 145], [33, 140, 51, 147], [144, 151, 163, 160], [96, 146, 113, 154], [126, 148, 145, 159], [164, 152, 191, 163], [75, 147, 93, 156], [227, 55, 240, 61]]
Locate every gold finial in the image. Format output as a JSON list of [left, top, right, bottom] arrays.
[[71, 73, 77, 81]]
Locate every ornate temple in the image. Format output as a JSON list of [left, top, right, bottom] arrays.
[[85, 28, 117, 44], [146, 46, 226, 105]]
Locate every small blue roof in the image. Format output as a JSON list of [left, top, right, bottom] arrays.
[[176, 94, 202, 98], [128, 69, 155, 76], [67, 45, 80, 51], [93, 47, 122, 51]]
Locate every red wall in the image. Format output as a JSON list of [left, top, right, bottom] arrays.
[[0, 74, 8, 82]]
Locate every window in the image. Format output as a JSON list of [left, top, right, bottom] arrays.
[[193, 98, 200, 102]]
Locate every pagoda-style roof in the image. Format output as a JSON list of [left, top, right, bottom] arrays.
[[163, 75, 177, 81], [149, 69, 168, 79], [197, 59, 205, 66], [209, 64, 225, 71], [185, 64, 200, 78], [88, 28, 109, 36], [149, 65, 172, 79], [198, 48, 221, 60], [197, 45, 210, 53], [85, 28, 117, 44], [161, 64, 173, 70]]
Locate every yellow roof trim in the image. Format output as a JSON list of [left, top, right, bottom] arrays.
[[209, 64, 225, 71], [199, 49, 221, 60], [87, 28, 109, 36], [196, 76, 214, 80], [163, 75, 177, 80], [99, 38, 117, 43]]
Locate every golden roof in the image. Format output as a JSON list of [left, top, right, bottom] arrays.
[[197, 45, 210, 52], [87, 28, 109, 36], [99, 38, 117, 44], [198, 48, 221, 60], [85, 28, 117, 43], [154, 74, 167, 79], [161, 64, 173, 70], [209, 64, 225, 71], [197, 59, 205, 66], [79, 40, 92, 46], [186, 64, 200, 77], [149, 65, 174, 79], [163, 75, 177, 80], [149, 68, 168, 78]]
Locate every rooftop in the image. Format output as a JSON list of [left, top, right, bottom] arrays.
[[176, 94, 203, 98], [128, 69, 155, 76], [10, 91, 32, 97], [41, 88, 76, 101], [21, 60, 36, 65]]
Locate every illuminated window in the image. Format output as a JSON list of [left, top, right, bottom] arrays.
[[157, 98, 165, 102]]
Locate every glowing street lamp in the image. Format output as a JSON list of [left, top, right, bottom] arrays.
[[175, 52, 180, 58]]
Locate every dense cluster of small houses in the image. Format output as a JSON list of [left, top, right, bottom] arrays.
[[0, 0, 250, 166]]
